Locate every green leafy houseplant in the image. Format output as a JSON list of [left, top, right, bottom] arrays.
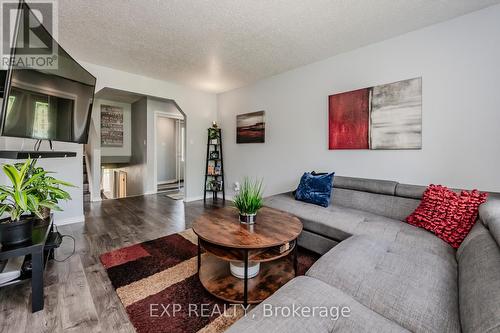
[[16, 163, 75, 219], [233, 178, 263, 224], [208, 127, 219, 143], [0, 159, 75, 246]]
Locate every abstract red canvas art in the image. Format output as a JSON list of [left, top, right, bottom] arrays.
[[329, 78, 422, 150], [328, 88, 370, 149]]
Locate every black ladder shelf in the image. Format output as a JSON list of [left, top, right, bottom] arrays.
[[204, 128, 225, 202]]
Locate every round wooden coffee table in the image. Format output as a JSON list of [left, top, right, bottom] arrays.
[[193, 206, 302, 306]]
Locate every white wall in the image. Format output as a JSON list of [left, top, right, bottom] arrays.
[[217, 5, 500, 197], [95, 99, 132, 157], [82, 62, 217, 201]]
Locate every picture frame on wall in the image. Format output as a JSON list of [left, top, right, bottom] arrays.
[[209, 151, 220, 160], [236, 111, 265, 143], [101, 105, 124, 147], [328, 77, 422, 150]]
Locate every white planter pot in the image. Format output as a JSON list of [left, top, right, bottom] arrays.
[[230, 261, 260, 279]]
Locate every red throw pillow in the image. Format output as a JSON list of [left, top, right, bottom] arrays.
[[406, 185, 488, 248]]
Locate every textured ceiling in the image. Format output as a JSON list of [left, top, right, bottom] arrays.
[[56, 0, 500, 93]]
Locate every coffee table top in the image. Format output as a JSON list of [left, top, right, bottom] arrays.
[[193, 206, 302, 249]]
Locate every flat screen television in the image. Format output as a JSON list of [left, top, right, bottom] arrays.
[[0, 2, 96, 144]]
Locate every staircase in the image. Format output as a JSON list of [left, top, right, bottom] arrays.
[[83, 155, 90, 203]]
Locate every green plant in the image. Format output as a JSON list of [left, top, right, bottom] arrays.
[[208, 127, 219, 140], [17, 163, 75, 211], [0, 159, 75, 222], [233, 178, 264, 215], [207, 179, 216, 190]]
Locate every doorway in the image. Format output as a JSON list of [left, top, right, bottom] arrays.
[[90, 88, 188, 202], [155, 112, 185, 199]]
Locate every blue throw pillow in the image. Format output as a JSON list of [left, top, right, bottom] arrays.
[[295, 172, 334, 207]]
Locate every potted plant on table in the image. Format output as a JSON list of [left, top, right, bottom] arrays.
[[0, 159, 74, 246], [17, 163, 75, 220], [233, 178, 263, 224]]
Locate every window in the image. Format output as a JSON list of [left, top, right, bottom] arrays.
[[32, 101, 50, 138]]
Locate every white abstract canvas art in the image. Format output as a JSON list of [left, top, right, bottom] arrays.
[[370, 78, 422, 149], [328, 77, 422, 150]]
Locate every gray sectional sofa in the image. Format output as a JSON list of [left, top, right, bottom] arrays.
[[227, 176, 500, 333]]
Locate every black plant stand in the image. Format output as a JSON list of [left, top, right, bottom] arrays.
[[0, 216, 60, 312], [204, 128, 225, 202]]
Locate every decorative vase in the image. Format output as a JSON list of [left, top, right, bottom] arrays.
[[239, 213, 256, 224], [0, 216, 34, 246]]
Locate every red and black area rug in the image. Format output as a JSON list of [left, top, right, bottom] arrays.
[[100, 229, 318, 333]]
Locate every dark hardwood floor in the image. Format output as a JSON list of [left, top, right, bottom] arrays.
[[0, 194, 225, 333]]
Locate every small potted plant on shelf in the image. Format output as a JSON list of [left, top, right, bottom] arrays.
[[233, 177, 263, 224], [208, 127, 219, 145], [0, 159, 74, 246], [207, 179, 217, 191]]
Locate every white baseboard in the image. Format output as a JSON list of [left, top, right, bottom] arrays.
[[185, 194, 234, 202], [157, 179, 178, 185], [55, 215, 85, 226], [185, 195, 203, 202], [113, 191, 157, 198]]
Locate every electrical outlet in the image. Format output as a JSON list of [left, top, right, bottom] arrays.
[[234, 182, 240, 192]]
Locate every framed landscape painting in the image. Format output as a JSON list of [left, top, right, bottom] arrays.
[[328, 78, 422, 150], [237, 111, 265, 143]]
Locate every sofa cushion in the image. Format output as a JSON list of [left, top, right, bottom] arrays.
[[265, 193, 452, 259], [295, 172, 334, 207], [333, 176, 397, 196], [226, 276, 409, 333], [267, 192, 391, 240], [331, 187, 396, 218], [395, 183, 426, 199], [355, 216, 455, 259], [406, 185, 488, 248], [332, 188, 421, 221], [306, 236, 460, 333], [457, 222, 500, 333]]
